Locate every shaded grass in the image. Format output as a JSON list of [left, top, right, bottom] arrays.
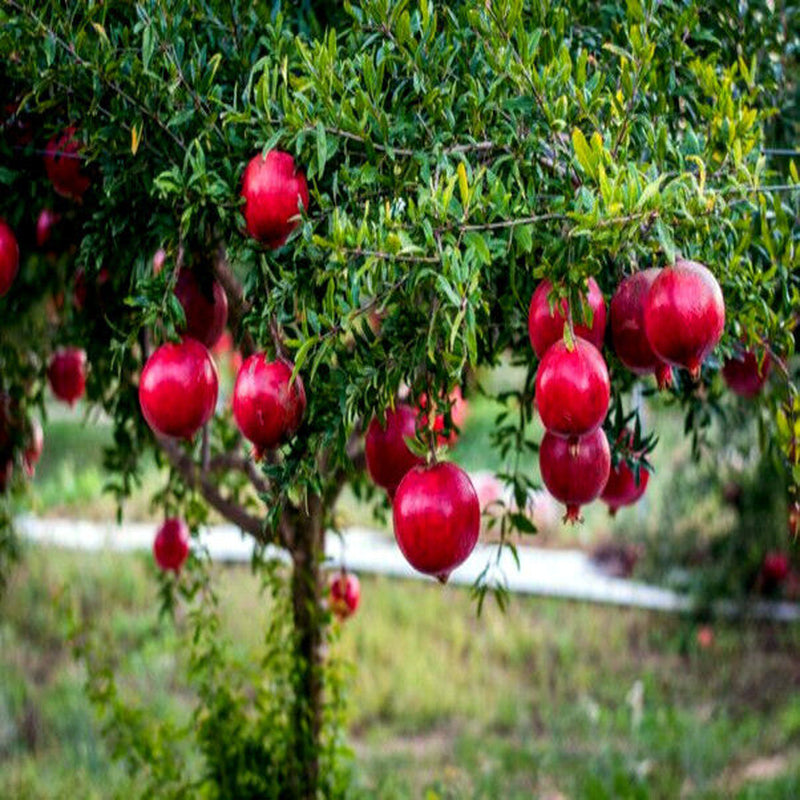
[[0, 546, 799, 798]]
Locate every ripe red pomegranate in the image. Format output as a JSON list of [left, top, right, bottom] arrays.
[[535, 338, 610, 439], [610, 269, 672, 388], [232, 354, 306, 457], [329, 571, 361, 620], [48, 347, 87, 405], [36, 209, 61, 248], [241, 150, 310, 248], [139, 338, 218, 439], [174, 269, 229, 348], [23, 418, 44, 478], [528, 278, 606, 359], [153, 518, 191, 573], [539, 427, 611, 522], [393, 461, 480, 582], [643, 259, 725, 380], [365, 404, 425, 498], [0, 219, 20, 297], [722, 349, 771, 398], [601, 459, 649, 516], [762, 551, 790, 585], [44, 127, 91, 201]]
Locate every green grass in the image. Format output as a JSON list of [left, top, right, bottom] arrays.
[[1, 546, 799, 798]]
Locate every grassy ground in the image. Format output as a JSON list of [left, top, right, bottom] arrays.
[[0, 547, 799, 798]]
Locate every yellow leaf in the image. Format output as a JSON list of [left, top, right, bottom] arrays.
[[131, 122, 142, 156], [571, 128, 596, 178], [457, 162, 469, 213], [92, 22, 109, 43]]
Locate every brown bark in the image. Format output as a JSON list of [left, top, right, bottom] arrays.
[[289, 493, 325, 799]]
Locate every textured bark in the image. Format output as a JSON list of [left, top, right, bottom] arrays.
[[289, 494, 325, 799]]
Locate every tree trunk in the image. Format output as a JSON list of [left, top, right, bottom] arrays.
[[289, 493, 325, 799]]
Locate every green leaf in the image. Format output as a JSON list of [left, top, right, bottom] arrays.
[[571, 128, 596, 178], [316, 122, 327, 177], [655, 218, 676, 264]]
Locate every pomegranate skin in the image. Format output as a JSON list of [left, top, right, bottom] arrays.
[[392, 461, 480, 582], [722, 349, 771, 398], [174, 269, 229, 349], [535, 338, 610, 438], [48, 348, 87, 406], [139, 338, 218, 439], [329, 572, 361, 620], [539, 427, 611, 523], [528, 278, 606, 359], [610, 269, 672, 388], [643, 259, 725, 380], [44, 127, 90, 201], [153, 518, 191, 573], [0, 219, 19, 297], [365, 404, 425, 497], [762, 551, 790, 584], [601, 460, 649, 515], [23, 418, 44, 478], [232, 355, 306, 456], [241, 150, 310, 248]]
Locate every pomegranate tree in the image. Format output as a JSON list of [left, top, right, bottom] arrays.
[[539, 427, 611, 522], [232, 355, 306, 458], [139, 339, 218, 439], [153, 518, 191, 573], [392, 461, 480, 582], [643, 259, 725, 380], [241, 150, 310, 248]]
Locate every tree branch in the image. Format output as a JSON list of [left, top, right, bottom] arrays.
[[156, 434, 278, 546]]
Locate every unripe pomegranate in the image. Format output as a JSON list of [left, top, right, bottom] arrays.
[[140, 339, 218, 439], [643, 259, 725, 380], [528, 278, 606, 359], [393, 461, 480, 582], [722, 349, 771, 398], [232, 355, 306, 458], [36, 209, 61, 248], [610, 269, 672, 388], [535, 338, 610, 439], [48, 347, 87, 406], [365, 404, 424, 498], [23, 418, 44, 478], [601, 459, 649, 516], [153, 518, 191, 573], [762, 551, 790, 585], [44, 127, 90, 201], [0, 218, 20, 297], [174, 269, 229, 349], [539, 427, 611, 523], [329, 571, 361, 620], [241, 150, 310, 248]]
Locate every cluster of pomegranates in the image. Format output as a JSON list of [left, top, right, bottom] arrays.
[[531, 258, 728, 522], [364, 390, 480, 582]]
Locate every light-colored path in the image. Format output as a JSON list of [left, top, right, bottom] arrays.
[[15, 515, 800, 621]]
